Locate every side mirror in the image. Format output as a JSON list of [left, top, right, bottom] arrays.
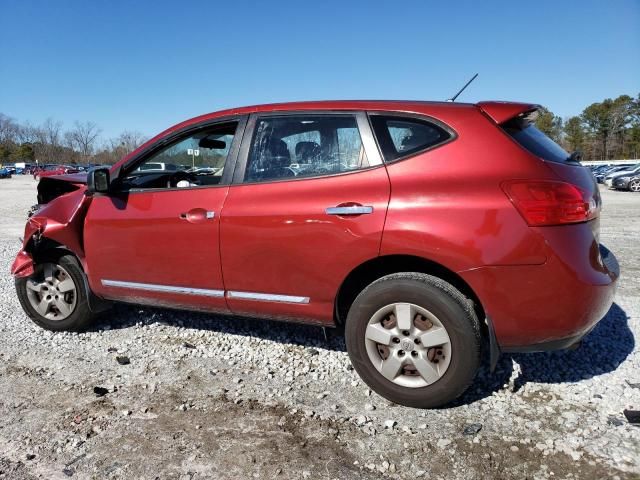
[[87, 167, 110, 194]]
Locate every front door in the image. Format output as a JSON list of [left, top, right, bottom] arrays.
[[220, 112, 390, 323], [84, 118, 245, 312]]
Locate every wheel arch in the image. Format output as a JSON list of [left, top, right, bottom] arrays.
[[335, 254, 486, 328], [26, 236, 84, 267], [24, 236, 108, 313]]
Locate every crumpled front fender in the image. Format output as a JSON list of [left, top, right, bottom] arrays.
[[11, 250, 34, 278]]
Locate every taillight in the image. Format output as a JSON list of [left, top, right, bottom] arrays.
[[501, 180, 599, 226]]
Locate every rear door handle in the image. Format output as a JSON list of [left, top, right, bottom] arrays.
[[179, 208, 215, 223], [325, 205, 374, 215]]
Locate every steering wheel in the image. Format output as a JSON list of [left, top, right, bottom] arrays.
[[169, 170, 198, 188]]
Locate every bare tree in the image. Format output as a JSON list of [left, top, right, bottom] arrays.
[[113, 130, 147, 154], [15, 122, 40, 145], [65, 121, 102, 161], [30, 118, 64, 163], [0, 113, 19, 145], [92, 131, 148, 164]]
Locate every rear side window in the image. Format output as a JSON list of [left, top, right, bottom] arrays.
[[503, 115, 570, 163], [244, 115, 370, 183], [370, 115, 452, 162]]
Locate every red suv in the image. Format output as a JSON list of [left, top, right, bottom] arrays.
[[11, 100, 619, 408]]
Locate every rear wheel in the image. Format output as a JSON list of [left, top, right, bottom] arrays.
[[15, 253, 94, 331], [629, 179, 640, 192], [345, 273, 481, 408]]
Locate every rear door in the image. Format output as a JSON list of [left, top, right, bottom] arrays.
[[84, 118, 246, 312], [220, 112, 390, 324]]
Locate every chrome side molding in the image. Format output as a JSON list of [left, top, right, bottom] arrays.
[[100, 280, 310, 304], [226, 291, 310, 304], [101, 279, 225, 298]]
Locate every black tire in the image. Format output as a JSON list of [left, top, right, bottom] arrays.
[[345, 273, 481, 408], [15, 253, 94, 332]]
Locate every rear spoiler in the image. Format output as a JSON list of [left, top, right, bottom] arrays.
[[477, 101, 540, 124]]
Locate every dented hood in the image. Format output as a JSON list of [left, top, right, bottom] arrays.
[[47, 172, 88, 184], [37, 174, 87, 205]]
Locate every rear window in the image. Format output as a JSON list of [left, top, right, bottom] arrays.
[[503, 113, 571, 164], [370, 115, 452, 162]]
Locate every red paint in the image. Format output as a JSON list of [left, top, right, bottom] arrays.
[[220, 165, 390, 324], [477, 101, 538, 124], [84, 187, 229, 313], [10, 250, 34, 277], [11, 99, 618, 351]]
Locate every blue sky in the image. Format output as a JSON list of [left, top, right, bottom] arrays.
[[1, 0, 638, 140]]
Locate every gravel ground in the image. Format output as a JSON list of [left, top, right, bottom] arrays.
[[0, 175, 638, 480]]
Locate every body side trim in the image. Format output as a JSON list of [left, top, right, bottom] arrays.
[[101, 279, 225, 297], [100, 280, 310, 304], [226, 290, 310, 304]]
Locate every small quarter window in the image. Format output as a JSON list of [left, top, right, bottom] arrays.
[[370, 115, 452, 162]]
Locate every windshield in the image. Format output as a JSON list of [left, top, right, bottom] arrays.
[[503, 115, 571, 164]]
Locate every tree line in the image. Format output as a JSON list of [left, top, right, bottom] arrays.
[[1, 93, 639, 166], [535, 94, 640, 160], [0, 114, 147, 166]]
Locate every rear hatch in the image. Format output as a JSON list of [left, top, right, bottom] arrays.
[[498, 108, 601, 223], [480, 103, 607, 272]]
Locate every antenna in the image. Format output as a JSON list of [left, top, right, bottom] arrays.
[[447, 73, 479, 102]]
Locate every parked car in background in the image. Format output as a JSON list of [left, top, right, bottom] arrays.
[[612, 171, 640, 192], [594, 165, 630, 183], [0, 167, 11, 179], [34, 165, 80, 179], [605, 164, 640, 189], [11, 100, 619, 408], [628, 175, 640, 192]]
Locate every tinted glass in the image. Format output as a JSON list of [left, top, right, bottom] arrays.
[[244, 115, 369, 182], [503, 119, 570, 164], [370, 115, 451, 162]]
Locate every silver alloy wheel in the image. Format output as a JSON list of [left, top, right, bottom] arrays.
[[364, 302, 452, 388], [25, 263, 77, 321], [630, 179, 640, 192]]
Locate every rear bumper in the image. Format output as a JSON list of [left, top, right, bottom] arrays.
[[461, 241, 619, 351]]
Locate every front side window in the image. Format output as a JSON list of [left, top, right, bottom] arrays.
[[244, 115, 369, 182], [370, 115, 452, 162], [119, 122, 237, 190]]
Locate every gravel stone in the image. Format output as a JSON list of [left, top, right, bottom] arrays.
[[463, 423, 483, 436], [0, 177, 638, 478], [384, 420, 397, 429]]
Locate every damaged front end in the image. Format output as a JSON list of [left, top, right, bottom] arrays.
[[28, 173, 87, 218], [11, 174, 91, 279]]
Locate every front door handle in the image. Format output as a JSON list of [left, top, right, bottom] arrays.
[[179, 208, 215, 223], [326, 205, 374, 216]]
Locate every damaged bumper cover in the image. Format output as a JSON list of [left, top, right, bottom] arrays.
[[11, 250, 34, 278]]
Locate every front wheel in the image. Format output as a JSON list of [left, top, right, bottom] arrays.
[[15, 254, 94, 331], [629, 179, 640, 193], [345, 273, 481, 408]]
